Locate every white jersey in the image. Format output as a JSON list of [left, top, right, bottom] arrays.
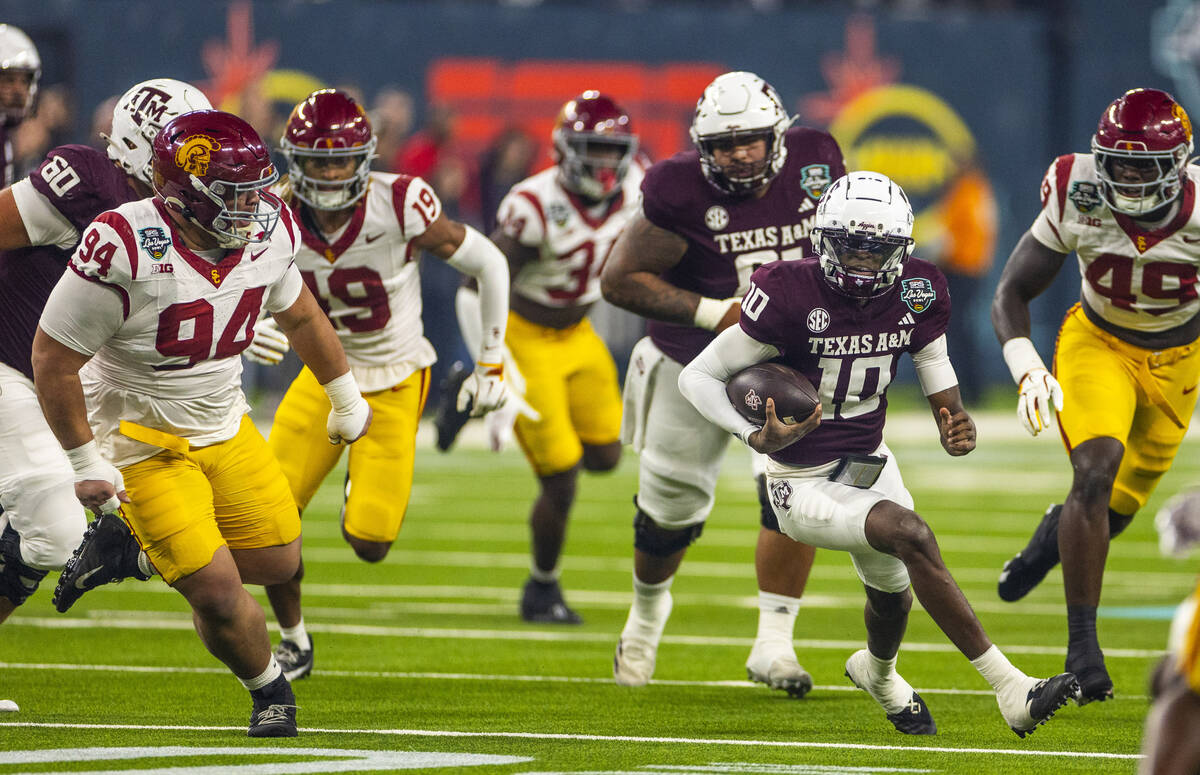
[[496, 163, 644, 309], [290, 171, 439, 391], [1031, 152, 1200, 333], [39, 195, 303, 466]]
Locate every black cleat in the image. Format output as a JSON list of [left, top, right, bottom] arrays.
[[0, 524, 48, 607], [520, 577, 583, 624], [248, 674, 298, 737], [274, 637, 314, 682], [1006, 672, 1079, 738], [433, 361, 473, 452], [52, 512, 150, 613], [844, 650, 937, 735], [1067, 649, 1114, 705], [998, 503, 1062, 602]]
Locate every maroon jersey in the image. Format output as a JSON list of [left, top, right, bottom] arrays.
[[740, 257, 951, 467], [642, 126, 845, 365], [0, 144, 136, 379]]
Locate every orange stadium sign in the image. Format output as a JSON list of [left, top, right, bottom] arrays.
[[426, 58, 725, 164]]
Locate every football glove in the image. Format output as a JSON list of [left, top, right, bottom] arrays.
[[1156, 489, 1200, 557], [327, 397, 372, 445], [457, 360, 509, 417], [64, 440, 128, 515], [1017, 368, 1063, 436], [244, 317, 289, 366]]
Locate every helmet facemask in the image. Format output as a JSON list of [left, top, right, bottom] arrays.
[[1092, 140, 1190, 217], [283, 139, 377, 211], [555, 131, 637, 201], [198, 172, 281, 248], [0, 25, 39, 127], [817, 231, 911, 298]]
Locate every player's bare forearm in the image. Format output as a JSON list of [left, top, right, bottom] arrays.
[[274, 286, 351, 384], [603, 270, 703, 324], [991, 231, 1069, 343], [0, 187, 32, 251], [927, 386, 975, 456], [30, 327, 95, 449], [601, 211, 691, 322]]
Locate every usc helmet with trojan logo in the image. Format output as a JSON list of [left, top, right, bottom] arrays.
[[152, 109, 280, 248], [1091, 88, 1195, 217]]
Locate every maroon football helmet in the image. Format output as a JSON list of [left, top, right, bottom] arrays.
[[152, 109, 279, 248], [280, 89, 377, 211], [552, 91, 637, 201], [1091, 88, 1194, 216]]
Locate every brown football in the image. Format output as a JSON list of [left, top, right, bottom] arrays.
[[726, 362, 820, 425]]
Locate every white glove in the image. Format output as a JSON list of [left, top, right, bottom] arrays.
[[484, 393, 541, 452], [1156, 489, 1200, 557], [322, 372, 372, 444], [1017, 368, 1064, 436], [457, 360, 509, 417], [244, 317, 289, 365], [65, 440, 127, 515]]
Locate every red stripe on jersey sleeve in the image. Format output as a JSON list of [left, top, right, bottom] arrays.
[[268, 191, 296, 249], [517, 190, 547, 235], [95, 211, 139, 281], [1053, 155, 1075, 223], [392, 175, 414, 241]]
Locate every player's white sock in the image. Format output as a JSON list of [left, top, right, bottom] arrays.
[[859, 650, 914, 713], [622, 575, 674, 642], [280, 618, 311, 652], [239, 656, 282, 691], [754, 590, 799, 646], [970, 644, 1026, 691]]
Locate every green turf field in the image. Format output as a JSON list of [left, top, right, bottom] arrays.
[[2, 410, 1195, 774]]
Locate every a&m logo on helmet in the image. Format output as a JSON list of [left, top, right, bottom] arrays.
[[175, 134, 221, 176], [126, 85, 172, 128], [900, 277, 936, 313]]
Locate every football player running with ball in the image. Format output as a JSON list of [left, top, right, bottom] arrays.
[[600, 71, 842, 696], [679, 170, 1079, 737], [33, 110, 373, 737], [242, 89, 512, 680], [992, 88, 1200, 704]]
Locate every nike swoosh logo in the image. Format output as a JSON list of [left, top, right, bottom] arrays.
[[1183, 235, 1200, 243], [250, 248, 268, 261], [364, 233, 385, 244], [1185, 384, 1198, 394], [74, 565, 105, 589]]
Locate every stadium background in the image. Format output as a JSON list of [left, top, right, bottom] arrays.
[[1, 0, 1193, 406]]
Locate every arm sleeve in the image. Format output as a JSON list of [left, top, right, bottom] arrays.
[[911, 334, 958, 396], [10, 177, 78, 249], [446, 225, 509, 361], [38, 269, 126, 356], [678, 325, 779, 441], [264, 262, 305, 314]]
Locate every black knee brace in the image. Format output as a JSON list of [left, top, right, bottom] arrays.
[[632, 507, 704, 557], [0, 525, 47, 607], [756, 474, 783, 533]]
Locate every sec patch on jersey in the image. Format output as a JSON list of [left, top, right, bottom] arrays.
[[726, 363, 819, 425]]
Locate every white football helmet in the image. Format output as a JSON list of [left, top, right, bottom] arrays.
[[811, 171, 915, 298], [0, 24, 40, 126], [689, 71, 790, 195], [104, 78, 212, 187]]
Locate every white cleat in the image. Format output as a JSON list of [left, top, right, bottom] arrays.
[[613, 636, 657, 686], [997, 672, 1079, 738], [844, 649, 937, 735], [746, 642, 813, 698]]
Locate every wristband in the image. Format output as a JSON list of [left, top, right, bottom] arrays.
[[737, 426, 758, 446], [1001, 337, 1047, 385], [694, 296, 738, 331], [64, 439, 107, 480], [322, 371, 362, 413]]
